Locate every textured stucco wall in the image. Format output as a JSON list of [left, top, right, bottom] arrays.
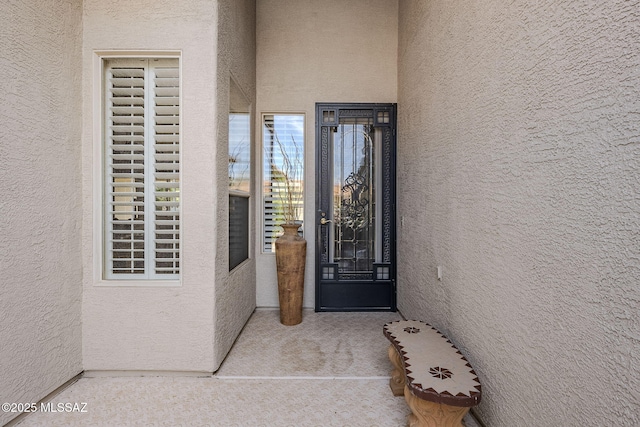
[[81, 0, 219, 372], [213, 0, 257, 370], [0, 1, 83, 425], [397, 1, 640, 426], [256, 0, 398, 308]]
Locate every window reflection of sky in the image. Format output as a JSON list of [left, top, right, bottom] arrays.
[[334, 124, 369, 184], [263, 115, 304, 171], [229, 113, 251, 192]]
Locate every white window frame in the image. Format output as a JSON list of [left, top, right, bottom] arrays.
[[93, 51, 182, 286], [228, 77, 252, 271], [261, 113, 305, 253]]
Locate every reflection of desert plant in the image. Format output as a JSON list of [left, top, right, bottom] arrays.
[[228, 112, 250, 191], [228, 141, 249, 189], [268, 133, 303, 226]]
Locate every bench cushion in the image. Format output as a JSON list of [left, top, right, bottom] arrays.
[[384, 320, 482, 407]]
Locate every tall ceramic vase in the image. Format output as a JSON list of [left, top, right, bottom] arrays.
[[275, 223, 306, 325]]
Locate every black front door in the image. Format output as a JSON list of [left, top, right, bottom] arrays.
[[315, 103, 397, 311]]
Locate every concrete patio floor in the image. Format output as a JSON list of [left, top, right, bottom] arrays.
[[12, 309, 482, 427]]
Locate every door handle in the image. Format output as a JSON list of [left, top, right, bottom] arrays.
[[320, 217, 332, 225]]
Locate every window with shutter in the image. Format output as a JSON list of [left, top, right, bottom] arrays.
[[104, 58, 180, 280], [262, 114, 304, 252]]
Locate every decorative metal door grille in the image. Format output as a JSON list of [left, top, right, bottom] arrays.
[[315, 103, 396, 311]]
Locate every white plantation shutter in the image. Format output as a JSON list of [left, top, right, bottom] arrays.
[[152, 64, 180, 276], [105, 58, 180, 280]]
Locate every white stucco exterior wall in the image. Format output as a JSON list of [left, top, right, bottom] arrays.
[[213, 0, 257, 370], [81, 0, 220, 372], [397, 1, 640, 426], [255, 0, 398, 308], [0, 1, 83, 425]]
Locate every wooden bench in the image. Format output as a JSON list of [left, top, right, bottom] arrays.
[[383, 320, 482, 427]]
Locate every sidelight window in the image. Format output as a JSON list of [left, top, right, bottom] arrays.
[[262, 114, 304, 252]]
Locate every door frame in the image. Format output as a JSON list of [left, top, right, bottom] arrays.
[[314, 102, 397, 312]]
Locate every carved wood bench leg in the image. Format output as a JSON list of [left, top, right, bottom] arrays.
[[404, 385, 469, 427], [388, 344, 405, 396]]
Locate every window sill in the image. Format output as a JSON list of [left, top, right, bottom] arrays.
[[94, 279, 181, 288]]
